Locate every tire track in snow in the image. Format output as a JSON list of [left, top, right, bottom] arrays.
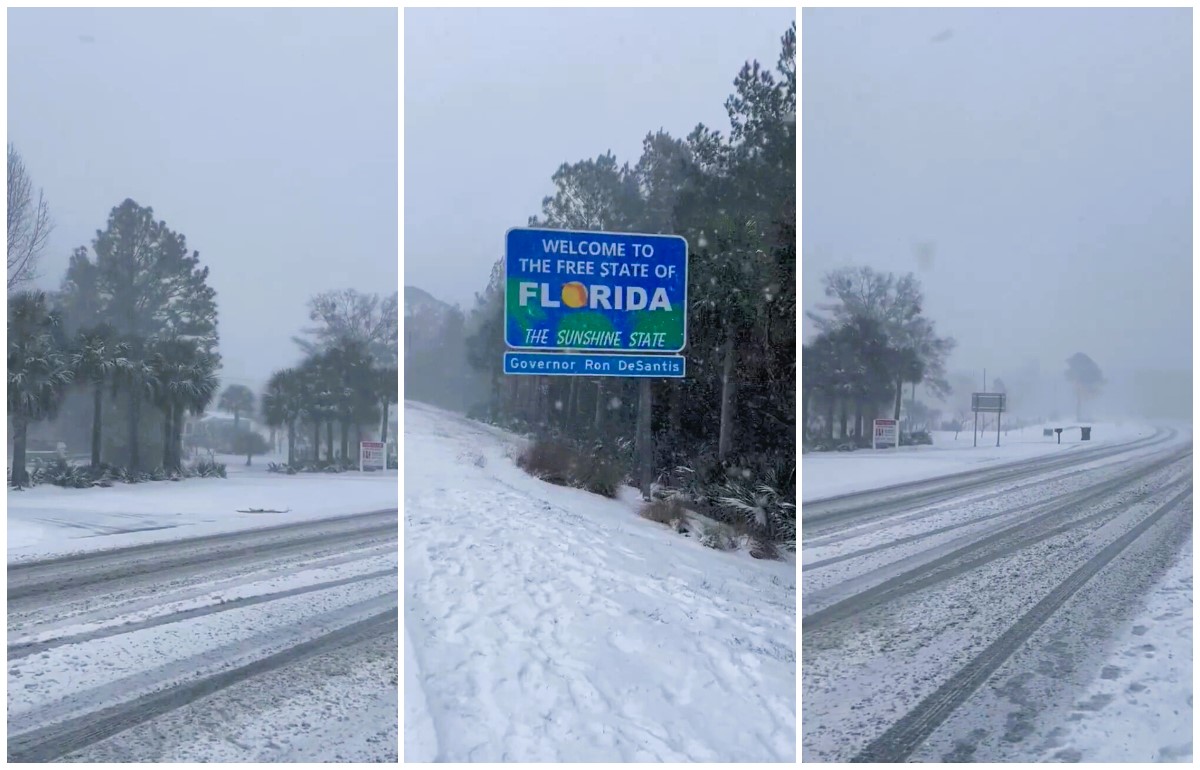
[[803, 445, 1190, 572], [803, 450, 1191, 630], [9, 509, 397, 603], [849, 484, 1192, 762], [8, 542, 397, 635], [8, 607, 398, 763], [8, 566, 397, 660]]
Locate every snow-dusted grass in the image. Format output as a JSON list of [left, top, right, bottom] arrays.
[[404, 401, 796, 762], [7, 459, 397, 562], [801, 422, 1153, 501]]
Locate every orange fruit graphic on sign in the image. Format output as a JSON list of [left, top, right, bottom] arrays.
[[561, 281, 588, 309]]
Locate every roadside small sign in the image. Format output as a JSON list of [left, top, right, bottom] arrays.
[[971, 392, 1006, 413], [972, 392, 1007, 447], [873, 419, 898, 449], [359, 441, 385, 472]]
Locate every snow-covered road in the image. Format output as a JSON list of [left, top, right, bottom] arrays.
[[7, 509, 398, 762], [404, 401, 797, 762], [802, 424, 1192, 762]]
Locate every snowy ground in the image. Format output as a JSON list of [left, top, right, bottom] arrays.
[[404, 400, 796, 762], [8, 461, 397, 762], [1030, 538, 1192, 763], [801, 423, 1192, 762], [8, 453, 397, 562], [802, 422, 1151, 501]]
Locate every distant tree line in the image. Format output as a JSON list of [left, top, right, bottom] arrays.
[[7, 186, 399, 486], [803, 266, 955, 445], [404, 286, 482, 413], [800, 263, 1112, 444], [261, 289, 398, 468], [463, 23, 796, 496]]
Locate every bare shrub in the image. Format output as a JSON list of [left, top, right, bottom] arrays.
[[578, 455, 622, 498], [517, 437, 576, 486], [640, 497, 684, 526], [518, 436, 623, 499]]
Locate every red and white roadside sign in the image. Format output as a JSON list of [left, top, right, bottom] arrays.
[[873, 419, 898, 449], [359, 441, 386, 471]]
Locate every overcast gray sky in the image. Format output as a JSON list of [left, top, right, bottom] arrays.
[[404, 6, 796, 311], [9, 7, 397, 394], [803, 8, 1191, 398]]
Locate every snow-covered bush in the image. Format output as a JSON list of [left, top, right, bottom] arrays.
[[699, 522, 737, 551], [900, 431, 933, 446], [270, 458, 359, 474], [11, 458, 223, 489], [714, 481, 795, 553], [192, 459, 227, 478]]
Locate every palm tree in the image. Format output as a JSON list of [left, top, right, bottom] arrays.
[[323, 338, 378, 460], [116, 336, 157, 472], [300, 352, 337, 462], [149, 339, 219, 472], [841, 316, 892, 439], [376, 364, 398, 445], [803, 333, 839, 441], [890, 346, 920, 422], [8, 291, 74, 487], [262, 368, 304, 465], [217, 383, 255, 432], [69, 325, 129, 468]]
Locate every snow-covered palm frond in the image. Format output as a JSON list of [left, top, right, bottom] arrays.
[[716, 491, 771, 529]]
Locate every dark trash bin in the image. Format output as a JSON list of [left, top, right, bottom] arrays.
[[1043, 428, 1053, 437], [1081, 426, 1091, 441]]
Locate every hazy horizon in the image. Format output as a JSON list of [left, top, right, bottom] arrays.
[[9, 7, 398, 394], [404, 6, 796, 312], [803, 7, 1191, 417]]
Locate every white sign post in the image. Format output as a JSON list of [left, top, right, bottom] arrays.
[[359, 441, 386, 472], [873, 419, 899, 449]]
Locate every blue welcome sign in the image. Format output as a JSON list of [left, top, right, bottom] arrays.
[[504, 228, 688, 353]]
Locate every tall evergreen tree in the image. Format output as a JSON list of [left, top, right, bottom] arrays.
[[61, 199, 220, 469], [1065, 353, 1105, 421]]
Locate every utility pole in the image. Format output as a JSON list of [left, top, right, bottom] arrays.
[[637, 379, 653, 501]]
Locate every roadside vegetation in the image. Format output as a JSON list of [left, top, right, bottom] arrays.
[[458, 24, 797, 554], [7, 164, 398, 489]]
